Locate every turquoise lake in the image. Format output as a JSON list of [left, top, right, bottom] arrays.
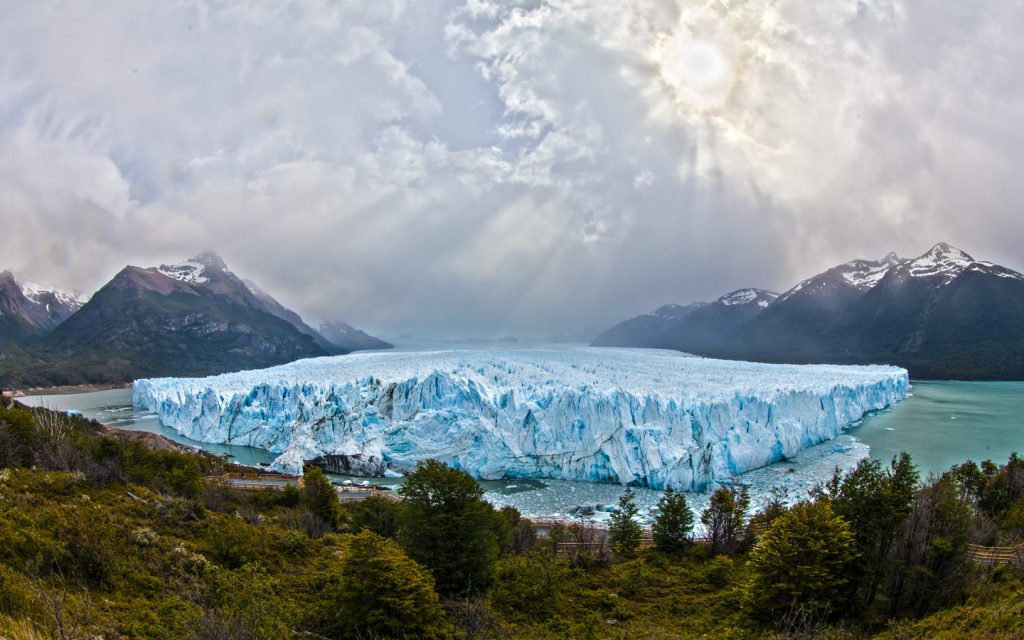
[[846, 380, 1024, 476], [19, 379, 1024, 519]]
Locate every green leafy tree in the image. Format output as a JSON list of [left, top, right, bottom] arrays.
[[350, 495, 401, 539], [302, 466, 344, 531], [821, 453, 918, 611], [652, 486, 694, 553], [701, 486, 749, 555], [886, 476, 972, 618], [491, 505, 525, 555], [320, 531, 448, 640], [398, 460, 499, 597], [608, 489, 642, 556], [745, 501, 858, 623]]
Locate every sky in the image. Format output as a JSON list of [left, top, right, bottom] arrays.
[[2, 0, 1023, 338]]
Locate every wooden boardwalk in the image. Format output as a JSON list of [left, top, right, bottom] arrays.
[[967, 542, 1024, 566], [208, 472, 400, 502]]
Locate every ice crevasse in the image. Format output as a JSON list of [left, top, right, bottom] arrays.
[[131, 347, 909, 490]]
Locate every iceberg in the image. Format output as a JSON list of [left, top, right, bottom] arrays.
[[131, 347, 908, 490]]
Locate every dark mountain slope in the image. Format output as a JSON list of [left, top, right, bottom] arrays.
[[0, 255, 335, 387], [318, 320, 392, 352], [593, 243, 1024, 379], [592, 303, 706, 349]]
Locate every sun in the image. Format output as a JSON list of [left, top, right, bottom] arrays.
[[652, 11, 741, 112]]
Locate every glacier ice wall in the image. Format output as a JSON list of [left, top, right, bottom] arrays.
[[131, 347, 909, 490]]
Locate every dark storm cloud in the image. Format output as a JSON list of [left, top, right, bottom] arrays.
[[2, 0, 1022, 338]]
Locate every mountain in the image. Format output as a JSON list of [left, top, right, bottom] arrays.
[[593, 244, 1024, 380], [317, 319, 392, 352], [737, 253, 905, 358], [241, 278, 340, 352], [0, 271, 85, 353], [0, 254, 340, 387], [593, 288, 779, 353], [798, 244, 1024, 378], [591, 302, 707, 349]]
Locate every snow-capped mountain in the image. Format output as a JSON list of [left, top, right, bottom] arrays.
[[593, 243, 1024, 379], [0, 254, 340, 386], [717, 288, 778, 308], [592, 289, 776, 353], [776, 252, 903, 304], [0, 271, 85, 352]]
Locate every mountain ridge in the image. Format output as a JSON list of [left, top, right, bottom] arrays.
[[0, 254, 387, 387], [593, 243, 1024, 380]]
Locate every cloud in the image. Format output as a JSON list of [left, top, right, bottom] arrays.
[[1, 0, 1023, 337]]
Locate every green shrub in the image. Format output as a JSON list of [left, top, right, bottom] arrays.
[[745, 501, 858, 622], [491, 551, 571, 619], [318, 531, 448, 640]]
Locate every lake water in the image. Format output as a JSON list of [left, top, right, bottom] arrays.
[[846, 380, 1024, 476], [19, 380, 1024, 521]]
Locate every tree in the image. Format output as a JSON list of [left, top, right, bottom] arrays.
[[301, 466, 343, 531], [350, 495, 400, 539], [822, 453, 918, 611], [398, 460, 499, 597], [319, 531, 448, 640], [491, 505, 528, 555], [745, 501, 857, 623], [885, 477, 972, 618], [652, 486, 694, 553], [701, 486, 749, 555], [607, 489, 642, 556]]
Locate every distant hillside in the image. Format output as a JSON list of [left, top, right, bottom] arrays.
[[0, 254, 339, 387], [0, 271, 85, 356], [593, 244, 1024, 380], [318, 319, 393, 352], [593, 289, 778, 354]]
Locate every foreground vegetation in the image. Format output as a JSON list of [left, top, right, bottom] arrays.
[[1, 396, 1023, 638]]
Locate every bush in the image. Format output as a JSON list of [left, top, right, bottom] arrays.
[[491, 551, 571, 619], [745, 501, 858, 623], [302, 466, 344, 531], [349, 495, 400, 539], [319, 531, 448, 640]]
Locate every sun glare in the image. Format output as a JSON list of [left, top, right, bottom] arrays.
[[652, 12, 740, 112]]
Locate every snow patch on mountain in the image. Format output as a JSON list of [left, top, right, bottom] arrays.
[[132, 347, 908, 489], [905, 243, 975, 283], [20, 282, 87, 309], [717, 288, 778, 308], [838, 253, 903, 289], [157, 260, 209, 285]]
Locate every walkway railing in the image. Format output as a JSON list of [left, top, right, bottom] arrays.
[[967, 542, 1024, 565], [209, 472, 400, 502]]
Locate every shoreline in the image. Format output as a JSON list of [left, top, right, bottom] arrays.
[[6, 382, 131, 398]]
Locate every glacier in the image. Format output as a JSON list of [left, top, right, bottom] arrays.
[[131, 347, 909, 490]]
